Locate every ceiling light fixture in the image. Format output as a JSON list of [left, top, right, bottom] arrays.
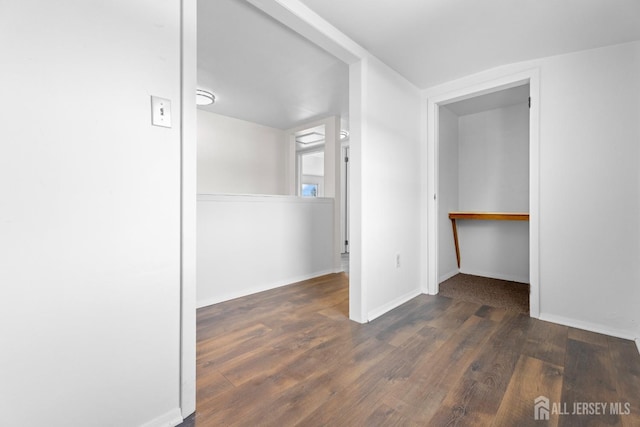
[[196, 89, 215, 106], [296, 131, 325, 145]]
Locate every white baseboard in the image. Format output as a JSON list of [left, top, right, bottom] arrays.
[[141, 408, 183, 427], [367, 288, 422, 322], [196, 269, 335, 308], [538, 313, 637, 341], [438, 269, 459, 284], [459, 268, 530, 285]]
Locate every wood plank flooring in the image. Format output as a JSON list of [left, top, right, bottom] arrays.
[[181, 274, 640, 426]]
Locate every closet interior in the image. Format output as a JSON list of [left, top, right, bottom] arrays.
[[437, 84, 531, 312]]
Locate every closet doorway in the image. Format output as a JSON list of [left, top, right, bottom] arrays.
[[426, 71, 540, 317]]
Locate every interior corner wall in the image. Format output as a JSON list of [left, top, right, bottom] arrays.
[[457, 103, 530, 283], [437, 106, 460, 282], [361, 57, 423, 320], [0, 1, 183, 426], [197, 110, 288, 195]]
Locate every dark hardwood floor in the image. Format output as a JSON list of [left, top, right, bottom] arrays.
[[182, 273, 640, 426]]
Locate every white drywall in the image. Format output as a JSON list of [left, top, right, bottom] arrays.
[[536, 41, 640, 338], [426, 40, 640, 339], [438, 106, 460, 281], [0, 1, 183, 426], [457, 103, 530, 283], [197, 194, 335, 307], [198, 110, 288, 195], [359, 57, 423, 320]]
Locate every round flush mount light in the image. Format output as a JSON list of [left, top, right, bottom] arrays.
[[340, 130, 349, 140], [196, 89, 215, 106]]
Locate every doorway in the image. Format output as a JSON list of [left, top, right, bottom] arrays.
[[426, 70, 540, 317], [295, 124, 326, 198]]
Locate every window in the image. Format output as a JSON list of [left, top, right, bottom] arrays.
[[301, 183, 318, 197]]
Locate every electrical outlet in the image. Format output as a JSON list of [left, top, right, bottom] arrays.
[[396, 253, 400, 268]]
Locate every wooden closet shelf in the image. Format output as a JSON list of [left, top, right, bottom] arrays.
[[448, 212, 529, 221], [448, 211, 530, 268]]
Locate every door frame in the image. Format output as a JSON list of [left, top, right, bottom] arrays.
[[425, 68, 541, 318], [341, 144, 350, 254], [180, 0, 197, 417]]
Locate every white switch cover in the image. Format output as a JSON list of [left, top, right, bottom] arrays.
[[151, 96, 172, 128]]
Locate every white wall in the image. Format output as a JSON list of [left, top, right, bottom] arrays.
[[536, 42, 640, 338], [197, 195, 334, 308], [426, 40, 640, 340], [438, 106, 460, 281], [359, 57, 423, 320], [198, 110, 287, 195], [457, 103, 529, 283], [0, 1, 184, 426]]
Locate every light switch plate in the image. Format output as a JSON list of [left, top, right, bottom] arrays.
[[151, 96, 172, 128]]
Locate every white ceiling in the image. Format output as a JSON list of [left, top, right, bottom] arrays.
[[298, 0, 640, 89], [197, 0, 348, 130], [198, 1, 640, 130]]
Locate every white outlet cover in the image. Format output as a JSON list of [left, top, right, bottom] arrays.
[[151, 96, 171, 128]]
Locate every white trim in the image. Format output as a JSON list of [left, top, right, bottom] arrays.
[[196, 270, 335, 309], [367, 288, 422, 322], [438, 269, 459, 284], [425, 97, 439, 297], [140, 408, 183, 427], [538, 313, 637, 341], [419, 82, 430, 295], [179, 0, 197, 418], [636, 338, 640, 356], [424, 67, 541, 319], [347, 59, 366, 323], [528, 69, 541, 319]]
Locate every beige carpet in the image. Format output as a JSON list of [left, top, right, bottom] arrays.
[[439, 273, 529, 314]]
